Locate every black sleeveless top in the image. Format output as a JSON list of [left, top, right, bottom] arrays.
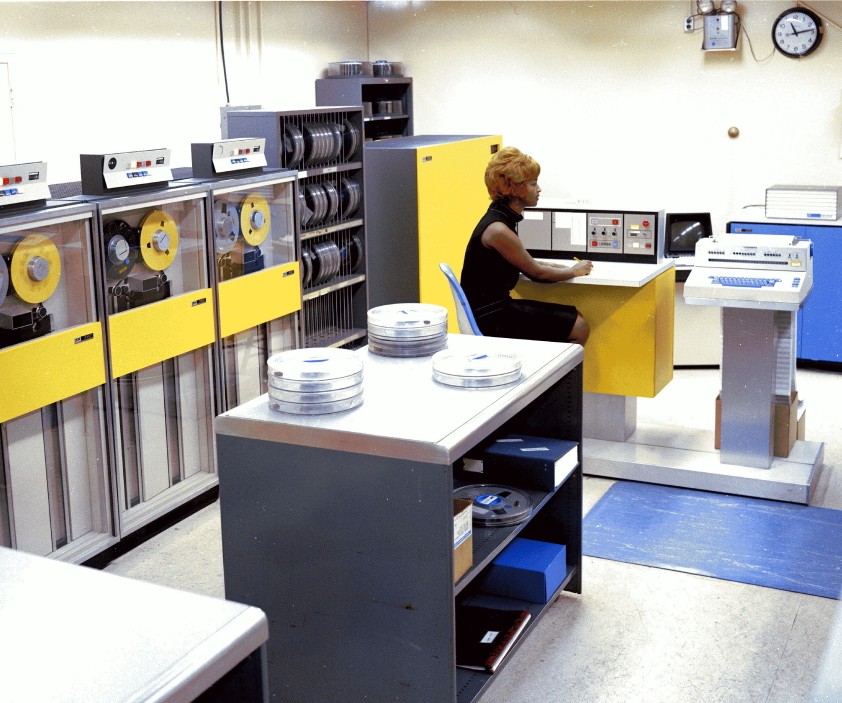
[[460, 201, 523, 314]]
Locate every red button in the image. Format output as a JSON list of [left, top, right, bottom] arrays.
[[2, 178, 8, 185], [642, 220, 650, 227], [145, 161, 152, 167], [612, 219, 619, 225], [14, 176, 22, 183]]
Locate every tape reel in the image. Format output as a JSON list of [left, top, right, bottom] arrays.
[[9, 233, 62, 304], [213, 200, 240, 254], [103, 219, 140, 280], [283, 123, 305, 169], [138, 210, 179, 271], [452, 484, 533, 527], [240, 193, 271, 246]]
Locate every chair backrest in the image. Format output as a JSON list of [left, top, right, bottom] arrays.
[[438, 262, 482, 336]]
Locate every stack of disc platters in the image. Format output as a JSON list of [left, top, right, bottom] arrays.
[[266, 347, 364, 414], [367, 303, 449, 357], [431, 349, 522, 388]]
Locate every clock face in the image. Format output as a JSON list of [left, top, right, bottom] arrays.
[[772, 7, 823, 58]]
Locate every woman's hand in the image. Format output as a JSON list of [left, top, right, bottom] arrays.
[[571, 260, 593, 277]]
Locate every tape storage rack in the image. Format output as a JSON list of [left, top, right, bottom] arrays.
[[225, 107, 368, 350]]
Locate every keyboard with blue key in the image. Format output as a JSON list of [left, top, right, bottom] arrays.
[[709, 276, 781, 289]]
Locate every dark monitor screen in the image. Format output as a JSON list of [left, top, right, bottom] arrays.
[[665, 212, 712, 256]]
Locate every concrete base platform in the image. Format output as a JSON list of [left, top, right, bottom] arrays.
[[583, 425, 824, 504]]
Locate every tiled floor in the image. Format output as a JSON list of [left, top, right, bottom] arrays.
[[104, 367, 842, 702]]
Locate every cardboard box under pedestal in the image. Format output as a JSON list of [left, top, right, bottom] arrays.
[[715, 391, 803, 458]]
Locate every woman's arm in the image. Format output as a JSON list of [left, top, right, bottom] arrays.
[[481, 222, 593, 282]]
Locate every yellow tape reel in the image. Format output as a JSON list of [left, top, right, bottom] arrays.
[[240, 193, 271, 247], [138, 209, 179, 271], [9, 233, 62, 304]]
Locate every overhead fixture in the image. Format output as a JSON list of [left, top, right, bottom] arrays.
[[720, 0, 737, 13], [697, 0, 716, 15]]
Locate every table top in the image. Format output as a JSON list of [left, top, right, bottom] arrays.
[[0, 547, 268, 703], [215, 334, 583, 464], [530, 258, 674, 288]]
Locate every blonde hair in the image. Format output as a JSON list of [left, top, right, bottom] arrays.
[[484, 147, 541, 201]]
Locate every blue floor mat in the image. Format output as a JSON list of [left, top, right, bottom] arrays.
[[583, 481, 842, 599]]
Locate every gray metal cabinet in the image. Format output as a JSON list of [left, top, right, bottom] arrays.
[[215, 335, 583, 702]]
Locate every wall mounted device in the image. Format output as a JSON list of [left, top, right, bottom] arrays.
[[703, 13, 739, 50]]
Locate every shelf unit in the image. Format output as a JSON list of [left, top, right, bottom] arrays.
[[215, 334, 583, 702], [316, 76, 413, 141], [225, 107, 369, 349]]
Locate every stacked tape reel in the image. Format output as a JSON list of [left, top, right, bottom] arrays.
[[300, 176, 361, 230], [367, 303, 448, 358], [452, 484, 533, 527], [281, 118, 362, 170], [267, 347, 364, 415], [301, 233, 363, 290], [309, 240, 341, 286], [431, 349, 522, 388]]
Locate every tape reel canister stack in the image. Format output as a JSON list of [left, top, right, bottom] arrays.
[[266, 347, 364, 414], [431, 349, 522, 388], [367, 303, 449, 358]]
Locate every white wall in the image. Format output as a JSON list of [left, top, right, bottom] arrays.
[[369, 1, 842, 232], [2, 0, 841, 233], [0, 1, 368, 182]]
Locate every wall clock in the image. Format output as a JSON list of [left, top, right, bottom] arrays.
[[772, 6, 824, 58]]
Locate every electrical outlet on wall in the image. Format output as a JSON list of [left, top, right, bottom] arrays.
[[684, 16, 695, 32]]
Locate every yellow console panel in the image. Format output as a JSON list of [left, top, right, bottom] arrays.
[[108, 289, 216, 378], [217, 261, 301, 338], [515, 266, 675, 397]]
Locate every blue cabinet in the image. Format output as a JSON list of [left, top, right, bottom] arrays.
[[728, 218, 841, 364]]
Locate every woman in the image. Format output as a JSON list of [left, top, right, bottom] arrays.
[[460, 146, 593, 345]]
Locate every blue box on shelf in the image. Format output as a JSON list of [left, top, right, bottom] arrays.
[[481, 537, 567, 604], [480, 434, 578, 491]]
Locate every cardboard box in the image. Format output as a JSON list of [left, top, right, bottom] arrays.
[[773, 391, 798, 458], [715, 391, 798, 458], [453, 499, 473, 583], [480, 538, 567, 604], [480, 434, 579, 491]]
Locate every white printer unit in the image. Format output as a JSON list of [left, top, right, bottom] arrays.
[[684, 234, 812, 311]]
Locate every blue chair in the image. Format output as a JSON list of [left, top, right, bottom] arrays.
[[439, 262, 482, 336]]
